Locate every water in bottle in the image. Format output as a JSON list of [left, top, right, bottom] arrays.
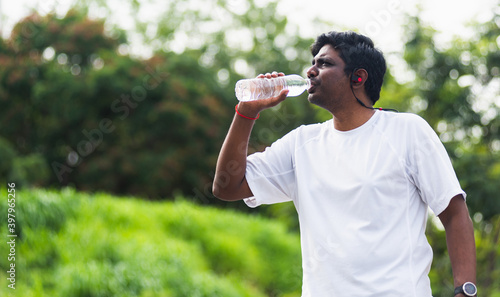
[[235, 74, 311, 101]]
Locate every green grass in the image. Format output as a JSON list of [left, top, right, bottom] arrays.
[[0, 188, 302, 296]]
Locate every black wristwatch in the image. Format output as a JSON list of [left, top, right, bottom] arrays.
[[454, 282, 477, 296]]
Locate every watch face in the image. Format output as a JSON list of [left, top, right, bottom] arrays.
[[464, 282, 477, 295]]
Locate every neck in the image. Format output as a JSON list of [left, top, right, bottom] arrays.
[[331, 100, 375, 131], [332, 109, 375, 131]]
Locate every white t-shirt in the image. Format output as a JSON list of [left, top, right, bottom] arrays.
[[244, 110, 465, 297]]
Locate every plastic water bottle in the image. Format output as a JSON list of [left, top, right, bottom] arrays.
[[235, 74, 311, 101]]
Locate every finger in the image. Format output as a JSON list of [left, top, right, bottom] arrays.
[[258, 72, 283, 79], [266, 89, 288, 107], [277, 89, 289, 101]]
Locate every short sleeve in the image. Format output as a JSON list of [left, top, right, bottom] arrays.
[[406, 115, 466, 215], [243, 129, 298, 208]]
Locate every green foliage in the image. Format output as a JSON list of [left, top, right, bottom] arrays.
[[425, 219, 451, 297], [0, 137, 50, 187], [426, 215, 500, 297], [9, 9, 125, 61], [401, 9, 500, 221], [0, 188, 302, 296], [0, 138, 17, 180], [475, 216, 500, 297], [403, 16, 479, 129], [0, 3, 316, 200], [453, 146, 500, 221]]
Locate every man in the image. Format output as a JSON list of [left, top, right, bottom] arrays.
[[213, 31, 476, 297]]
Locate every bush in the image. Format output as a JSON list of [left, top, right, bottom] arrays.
[[0, 188, 302, 296]]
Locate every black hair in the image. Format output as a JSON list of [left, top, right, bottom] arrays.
[[310, 31, 386, 104]]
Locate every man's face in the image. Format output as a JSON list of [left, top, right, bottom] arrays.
[[306, 44, 350, 110]]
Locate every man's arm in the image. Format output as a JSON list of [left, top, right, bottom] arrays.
[[212, 108, 257, 201], [212, 73, 288, 201], [438, 195, 477, 296]]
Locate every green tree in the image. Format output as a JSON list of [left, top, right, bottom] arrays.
[[401, 7, 500, 296], [402, 10, 500, 220], [0, 1, 317, 200]]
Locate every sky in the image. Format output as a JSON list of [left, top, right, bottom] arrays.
[[1, 0, 498, 52], [1, 0, 497, 44]]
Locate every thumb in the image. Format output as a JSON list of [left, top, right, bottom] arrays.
[[259, 88, 289, 108], [275, 89, 289, 103]]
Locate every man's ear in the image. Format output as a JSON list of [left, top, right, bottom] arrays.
[[351, 68, 368, 86]]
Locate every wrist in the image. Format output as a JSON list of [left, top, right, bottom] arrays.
[[235, 103, 260, 120], [454, 282, 477, 297]]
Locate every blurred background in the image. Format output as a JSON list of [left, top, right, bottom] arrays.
[[0, 0, 499, 296]]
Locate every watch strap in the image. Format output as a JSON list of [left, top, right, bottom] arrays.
[[454, 282, 477, 296]]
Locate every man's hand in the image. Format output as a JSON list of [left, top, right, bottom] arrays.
[[236, 72, 289, 119]]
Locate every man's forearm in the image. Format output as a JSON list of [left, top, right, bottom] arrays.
[[212, 112, 255, 200], [439, 195, 477, 295]]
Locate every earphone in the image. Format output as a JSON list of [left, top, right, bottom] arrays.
[[350, 69, 398, 112], [351, 74, 362, 83]]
